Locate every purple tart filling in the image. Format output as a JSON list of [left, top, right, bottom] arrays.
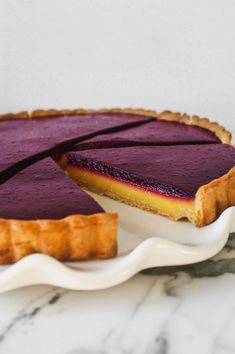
[[74, 120, 220, 150], [0, 158, 104, 220], [67, 144, 235, 199], [0, 113, 152, 182]]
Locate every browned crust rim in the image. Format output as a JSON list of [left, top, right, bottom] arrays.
[[194, 167, 235, 227], [0, 107, 231, 144], [0, 213, 118, 264]]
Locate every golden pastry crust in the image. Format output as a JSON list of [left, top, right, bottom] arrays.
[[190, 115, 232, 145], [0, 213, 117, 264], [0, 107, 231, 143], [194, 167, 235, 227]]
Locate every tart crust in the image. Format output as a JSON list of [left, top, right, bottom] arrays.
[[0, 213, 117, 264], [195, 167, 235, 226]]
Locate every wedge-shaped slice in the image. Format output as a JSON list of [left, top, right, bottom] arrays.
[[0, 158, 117, 264], [63, 144, 235, 227], [76, 118, 220, 150], [0, 111, 151, 183]]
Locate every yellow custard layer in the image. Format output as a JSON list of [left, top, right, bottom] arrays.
[[67, 165, 195, 222]]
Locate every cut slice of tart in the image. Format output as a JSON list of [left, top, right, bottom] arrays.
[[75, 116, 221, 150], [0, 110, 153, 183], [63, 144, 235, 227], [0, 158, 117, 264]]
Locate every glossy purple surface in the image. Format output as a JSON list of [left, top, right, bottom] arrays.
[[76, 120, 219, 149], [0, 113, 150, 180], [0, 158, 103, 220], [68, 144, 235, 198]]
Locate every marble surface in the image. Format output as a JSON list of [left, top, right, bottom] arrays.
[[0, 233, 234, 354]]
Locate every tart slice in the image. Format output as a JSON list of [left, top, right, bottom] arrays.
[[63, 144, 235, 227], [0, 158, 117, 264], [76, 116, 221, 150], [0, 110, 152, 183]]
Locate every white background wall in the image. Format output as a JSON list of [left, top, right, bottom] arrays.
[[1, 0, 235, 135]]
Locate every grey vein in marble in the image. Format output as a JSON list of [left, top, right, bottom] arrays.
[[146, 332, 168, 354], [0, 288, 67, 343]]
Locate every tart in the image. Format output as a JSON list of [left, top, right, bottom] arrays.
[[0, 107, 233, 264]]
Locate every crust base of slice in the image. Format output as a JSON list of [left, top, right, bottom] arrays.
[[66, 164, 235, 228], [0, 213, 117, 264]]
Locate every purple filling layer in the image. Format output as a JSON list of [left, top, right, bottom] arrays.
[[0, 158, 103, 220], [67, 144, 235, 198], [75, 120, 219, 149], [0, 113, 151, 182]]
